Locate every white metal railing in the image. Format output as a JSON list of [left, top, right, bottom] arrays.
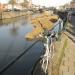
[[32, 18, 64, 75], [39, 18, 64, 74]]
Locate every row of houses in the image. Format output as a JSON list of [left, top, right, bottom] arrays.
[[0, 3, 6, 11], [70, 0, 75, 9], [0, 3, 24, 11], [0, 0, 33, 11], [58, 0, 75, 11]]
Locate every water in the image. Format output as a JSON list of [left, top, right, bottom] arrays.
[[0, 16, 43, 75], [0, 15, 64, 75]]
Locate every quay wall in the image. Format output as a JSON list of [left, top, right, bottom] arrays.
[[0, 11, 27, 20]]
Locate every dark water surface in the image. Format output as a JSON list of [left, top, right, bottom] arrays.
[[0, 16, 43, 75]]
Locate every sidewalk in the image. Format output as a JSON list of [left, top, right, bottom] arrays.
[[48, 33, 68, 75], [48, 22, 75, 75], [59, 23, 75, 75]]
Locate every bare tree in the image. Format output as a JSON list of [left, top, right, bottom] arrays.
[[9, 0, 17, 10], [21, 0, 29, 8]]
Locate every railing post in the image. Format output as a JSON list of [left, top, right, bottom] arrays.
[[57, 19, 62, 41], [59, 19, 62, 33]]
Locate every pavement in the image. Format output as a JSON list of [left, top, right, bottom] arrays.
[[47, 15, 75, 75], [59, 15, 75, 75], [48, 32, 68, 75]]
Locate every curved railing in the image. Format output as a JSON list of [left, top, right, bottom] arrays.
[[32, 18, 66, 75]]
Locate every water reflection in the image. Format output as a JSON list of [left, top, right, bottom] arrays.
[[10, 22, 19, 36], [0, 15, 44, 75], [0, 14, 64, 75], [0, 16, 29, 26]]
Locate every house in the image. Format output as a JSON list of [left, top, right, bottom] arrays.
[[70, 0, 75, 9], [0, 3, 5, 11]]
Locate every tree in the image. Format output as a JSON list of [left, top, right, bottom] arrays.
[[9, 0, 17, 10], [21, 0, 29, 8]]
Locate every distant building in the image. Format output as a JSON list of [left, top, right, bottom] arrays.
[[0, 3, 6, 11], [20, 0, 29, 9], [70, 0, 75, 9], [6, 4, 12, 10], [58, 5, 65, 11], [65, 4, 70, 9], [14, 4, 22, 10], [58, 0, 75, 11], [62, 3, 70, 10]]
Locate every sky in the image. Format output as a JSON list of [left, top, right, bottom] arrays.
[[32, 0, 72, 7], [0, 0, 72, 7]]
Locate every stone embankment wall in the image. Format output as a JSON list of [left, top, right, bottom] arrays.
[[0, 11, 27, 20]]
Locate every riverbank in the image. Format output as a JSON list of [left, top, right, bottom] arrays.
[[0, 11, 32, 20]]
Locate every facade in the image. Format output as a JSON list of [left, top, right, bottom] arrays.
[[20, 0, 29, 8], [59, 0, 75, 10], [58, 5, 66, 11], [0, 3, 6, 11], [70, 0, 75, 9]]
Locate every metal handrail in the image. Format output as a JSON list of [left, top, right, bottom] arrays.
[[33, 18, 64, 74]]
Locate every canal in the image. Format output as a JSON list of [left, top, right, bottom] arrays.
[[0, 16, 44, 75]]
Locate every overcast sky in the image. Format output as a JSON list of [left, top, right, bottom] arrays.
[[0, 0, 72, 7], [32, 0, 72, 7]]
